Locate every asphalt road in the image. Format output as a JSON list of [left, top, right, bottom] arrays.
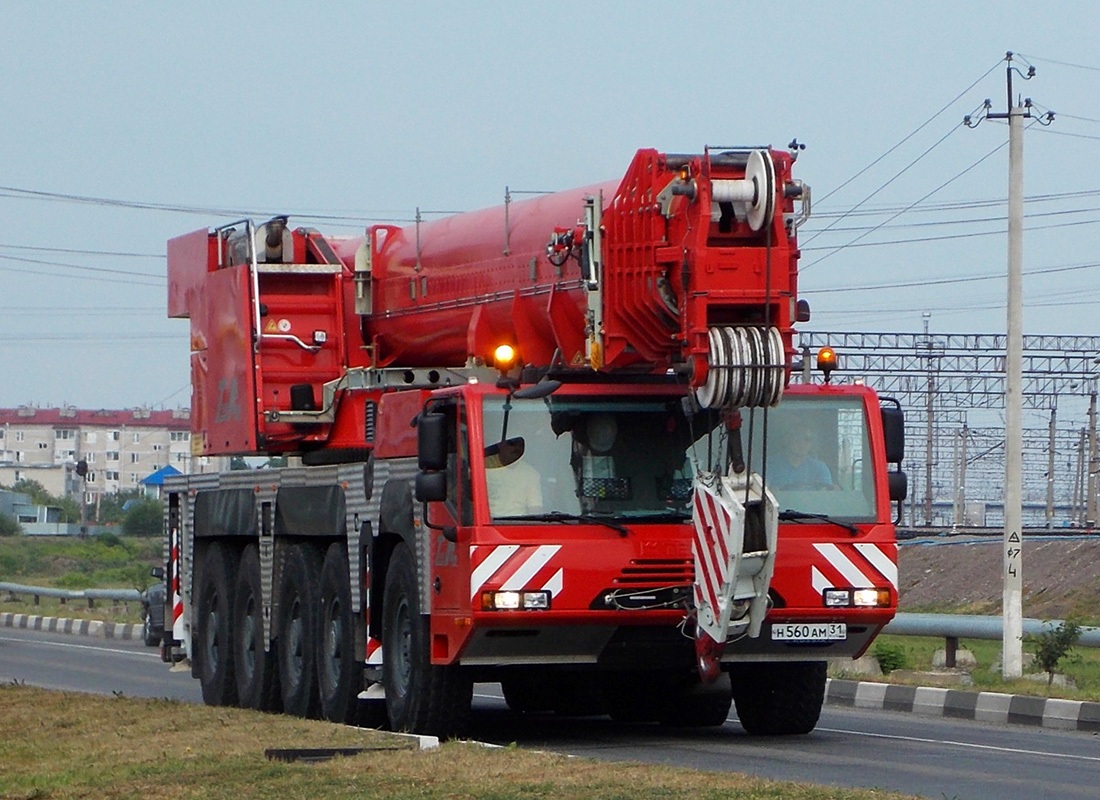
[[3, 628, 1098, 800]]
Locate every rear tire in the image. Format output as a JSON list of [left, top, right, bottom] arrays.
[[276, 543, 323, 718], [382, 543, 471, 738], [233, 545, 281, 712], [317, 542, 361, 724], [730, 661, 826, 735], [195, 542, 238, 707]]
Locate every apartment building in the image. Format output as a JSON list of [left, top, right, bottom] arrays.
[[0, 407, 198, 503]]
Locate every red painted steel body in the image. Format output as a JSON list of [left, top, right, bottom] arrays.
[[168, 148, 800, 456]]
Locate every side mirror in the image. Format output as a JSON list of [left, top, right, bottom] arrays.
[[150, 566, 164, 579], [417, 412, 448, 471], [888, 470, 908, 503], [880, 399, 904, 464], [415, 471, 447, 503]]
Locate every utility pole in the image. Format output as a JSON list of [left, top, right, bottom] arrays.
[[958, 423, 969, 525], [1089, 387, 1098, 528], [965, 51, 1053, 679], [1046, 407, 1056, 529], [923, 312, 934, 527], [1075, 427, 1086, 525]]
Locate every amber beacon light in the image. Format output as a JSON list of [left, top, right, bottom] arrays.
[[816, 347, 837, 383]]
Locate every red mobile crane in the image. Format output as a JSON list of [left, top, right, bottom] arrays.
[[162, 145, 906, 737]]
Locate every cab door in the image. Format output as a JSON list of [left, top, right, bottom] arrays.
[[423, 399, 476, 662]]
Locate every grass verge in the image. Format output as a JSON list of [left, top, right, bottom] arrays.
[[0, 684, 919, 800], [0, 535, 161, 624], [840, 634, 1100, 702]]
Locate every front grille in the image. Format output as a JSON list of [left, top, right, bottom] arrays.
[[589, 558, 694, 611], [614, 558, 693, 585]]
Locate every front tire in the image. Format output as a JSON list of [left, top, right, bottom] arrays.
[[233, 544, 281, 712], [195, 542, 238, 707], [142, 609, 159, 647], [730, 661, 826, 735], [658, 672, 733, 728], [382, 543, 471, 738], [317, 542, 361, 724], [276, 543, 323, 718]]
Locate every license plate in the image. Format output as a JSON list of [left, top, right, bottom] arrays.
[[771, 623, 847, 642]]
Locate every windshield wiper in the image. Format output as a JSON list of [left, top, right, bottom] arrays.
[[779, 509, 859, 535], [497, 511, 629, 536]]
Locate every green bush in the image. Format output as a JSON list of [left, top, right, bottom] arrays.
[[96, 531, 122, 547], [873, 641, 909, 674], [0, 512, 23, 537], [1027, 621, 1083, 686]]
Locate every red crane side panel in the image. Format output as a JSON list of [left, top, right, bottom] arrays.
[[190, 265, 258, 454]]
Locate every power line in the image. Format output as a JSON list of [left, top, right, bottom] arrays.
[[0, 253, 164, 286], [0, 184, 416, 225], [0, 243, 162, 259], [805, 205, 1100, 236], [1016, 53, 1100, 73], [801, 216, 1100, 252], [806, 259, 1100, 295], [801, 123, 962, 248], [803, 135, 1011, 271], [814, 58, 1005, 206], [0, 334, 180, 344], [812, 188, 1100, 218]]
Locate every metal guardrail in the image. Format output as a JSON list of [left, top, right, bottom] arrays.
[[0, 581, 142, 608], [887, 612, 1100, 646], [885, 612, 1100, 668]]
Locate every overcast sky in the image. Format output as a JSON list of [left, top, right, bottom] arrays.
[[2, 2, 1098, 413]]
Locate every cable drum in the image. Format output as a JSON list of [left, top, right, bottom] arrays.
[[694, 326, 785, 409]]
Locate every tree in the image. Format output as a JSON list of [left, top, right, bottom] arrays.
[[11, 478, 51, 505], [97, 489, 147, 524], [122, 498, 164, 537], [1026, 620, 1082, 687]]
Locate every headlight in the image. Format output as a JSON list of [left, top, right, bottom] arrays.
[[852, 588, 891, 607], [480, 590, 551, 611], [822, 587, 891, 608]]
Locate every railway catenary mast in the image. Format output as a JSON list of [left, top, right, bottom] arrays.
[[161, 145, 906, 738]]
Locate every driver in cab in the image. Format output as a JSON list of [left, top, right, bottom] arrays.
[[769, 424, 834, 490], [485, 437, 542, 517]]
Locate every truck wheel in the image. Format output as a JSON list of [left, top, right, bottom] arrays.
[[730, 661, 826, 735], [658, 672, 733, 728], [277, 543, 322, 718], [318, 542, 361, 724], [382, 543, 472, 738], [142, 609, 159, 647], [603, 672, 660, 723], [500, 672, 554, 715], [196, 542, 238, 707], [233, 545, 281, 712]]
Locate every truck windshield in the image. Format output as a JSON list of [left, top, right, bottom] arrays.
[[742, 395, 878, 523], [481, 393, 713, 521]]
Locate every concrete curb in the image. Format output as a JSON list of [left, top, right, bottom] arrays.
[[1, 611, 141, 641], [6, 614, 1097, 734], [826, 678, 1100, 733]]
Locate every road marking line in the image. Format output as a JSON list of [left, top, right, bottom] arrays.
[[0, 635, 160, 659], [816, 726, 1100, 763]]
